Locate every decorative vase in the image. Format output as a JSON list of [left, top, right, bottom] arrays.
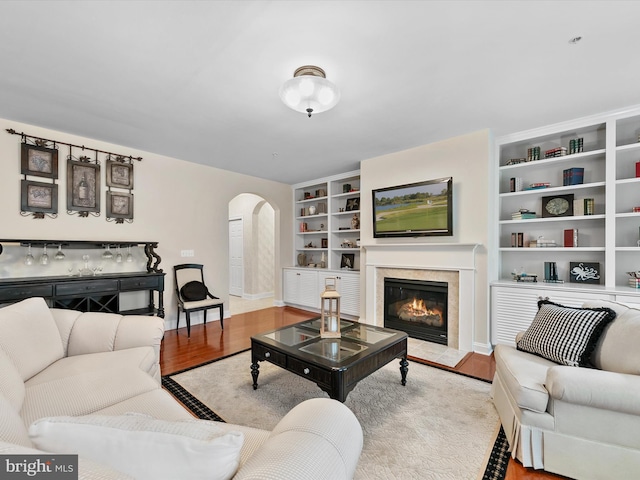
[[309, 205, 317, 215], [297, 253, 307, 267]]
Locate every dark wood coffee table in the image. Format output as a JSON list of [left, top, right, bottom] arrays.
[[250, 318, 408, 402]]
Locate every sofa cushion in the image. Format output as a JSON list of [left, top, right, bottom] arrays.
[[493, 344, 555, 413], [180, 280, 209, 301], [0, 441, 135, 479], [0, 348, 25, 412], [67, 312, 123, 356], [582, 300, 640, 374], [29, 414, 244, 480], [22, 367, 160, 426], [516, 300, 616, 367], [0, 298, 64, 380], [0, 396, 31, 447], [25, 347, 158, 387]]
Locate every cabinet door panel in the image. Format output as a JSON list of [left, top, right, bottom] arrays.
[[337, 273, 360, 317], [298, 271, 319, 309]]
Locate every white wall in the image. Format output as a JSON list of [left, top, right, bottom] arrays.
[[360, 129, 492, 351], [0, 118, 292, 331]]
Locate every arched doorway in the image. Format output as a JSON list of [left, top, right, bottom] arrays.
[[228, 194, 275, 314]]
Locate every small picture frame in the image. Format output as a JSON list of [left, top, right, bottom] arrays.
[[106, 160, 134, 189], [340, 253, 355, 269], [21, 144, 58, 179], [107, 191, 134, 220], [67, 160, 100, 213], [21, 179, 58, 214], [569, 262, 601, 284], [345, 197, 360, 212], [321, 238, 328, 248]]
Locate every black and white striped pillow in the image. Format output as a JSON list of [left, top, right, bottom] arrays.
[[516, 300, 616, 367]]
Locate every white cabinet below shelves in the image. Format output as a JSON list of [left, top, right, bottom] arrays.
[[491, 284, 613, 346], [284, 268, 360, 318], [318, 270, 360, 317], [283, 269, 318, 309]]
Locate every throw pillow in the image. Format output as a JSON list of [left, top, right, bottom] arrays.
[[516, 300, 616, 367], [180, 280, 208, 301], [29, 414, 244, 480]]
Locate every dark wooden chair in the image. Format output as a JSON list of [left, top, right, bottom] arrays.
[[174, 263, 223, 337]]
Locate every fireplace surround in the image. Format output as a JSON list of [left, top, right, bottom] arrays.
[[363, 243, 479, 352]]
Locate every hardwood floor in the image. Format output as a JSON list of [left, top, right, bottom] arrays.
[[160, 306, 564, 480]]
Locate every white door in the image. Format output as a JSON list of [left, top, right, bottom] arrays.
[[229, 218, 243, 297]]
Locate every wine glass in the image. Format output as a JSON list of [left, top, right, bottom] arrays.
[[24, 244, 34, 265], [40, 244, 49, 265], [54, 244, 65, 260], [115, 246, 123, 263], [102, 245, 113, 260], [126, 245, 134, 263]]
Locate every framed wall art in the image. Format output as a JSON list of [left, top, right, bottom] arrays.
[[569, 262, 601, 284], [21, 179, 58, 214], [345, 197, 360, 212], [21, 144, 58, 179], [107, 192, 134, 221], [106, 160, 134, 189], [340, 253, 355, 269], [67, 160, 100, 213]]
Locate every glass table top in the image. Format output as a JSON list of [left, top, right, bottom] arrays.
[[256, 317, 406, 364], [264, 326, 319, 346], [342, 324, 396, 344], [299, 339, 367, 362]]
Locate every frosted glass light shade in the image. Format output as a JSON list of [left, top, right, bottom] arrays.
[[279, 66, 340, 117]]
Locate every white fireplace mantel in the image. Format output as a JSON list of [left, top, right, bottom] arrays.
[[362, 243, 480, 352]]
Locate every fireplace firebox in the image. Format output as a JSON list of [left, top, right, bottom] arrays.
[[384, 278, 448, 345]]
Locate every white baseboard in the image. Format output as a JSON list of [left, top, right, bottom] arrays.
[[273, 300, 285, 307], [473, 342, 494, 355], [242, 292, 274, 300]]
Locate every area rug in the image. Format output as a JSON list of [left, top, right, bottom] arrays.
[[164, 351, 508, 480]]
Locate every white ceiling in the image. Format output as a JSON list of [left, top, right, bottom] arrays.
[[0, 1, 639, 185]]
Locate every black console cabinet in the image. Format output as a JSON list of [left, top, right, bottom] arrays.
[[0, 272, 165, 317]]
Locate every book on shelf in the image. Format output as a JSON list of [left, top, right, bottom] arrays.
[[574, 198, 595, 216], [526, 182, 551, 190], [536, 240, 557, 247], [510, 232, 526, 247], [568, 138, 584, 154], [511, 211, 537, 219], [544, 147, 567, 158], [629, 278, 640, 288], [563, 167, 584, 186], [509, 177, 523, 192], [563, 228, 578, 247]]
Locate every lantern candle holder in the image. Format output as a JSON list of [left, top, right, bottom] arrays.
[[320, 277, 341, 338]]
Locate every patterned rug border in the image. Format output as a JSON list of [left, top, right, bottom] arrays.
[[162, 350, 508, 480]]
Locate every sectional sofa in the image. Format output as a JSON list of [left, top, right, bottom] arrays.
[[0, 297, 363, 479], [492, 299, 640, 480]]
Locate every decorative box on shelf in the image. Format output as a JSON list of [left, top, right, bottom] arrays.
[[512, 273, 538, 283]]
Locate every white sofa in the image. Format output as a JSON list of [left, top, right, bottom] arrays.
[[491, 299, 640, 480], [0, 297, 363, 480]]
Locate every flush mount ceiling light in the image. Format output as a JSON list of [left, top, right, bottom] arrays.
[[279, 65, 340, 118]]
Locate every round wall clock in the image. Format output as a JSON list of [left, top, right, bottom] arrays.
[[541, 194, 574, 218]]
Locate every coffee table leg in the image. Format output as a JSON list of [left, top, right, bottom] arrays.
[[251, 362, 260, 390], [399, 356, 408, 386]]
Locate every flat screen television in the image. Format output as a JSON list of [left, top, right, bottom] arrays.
[[372, 177, 453, 238]]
